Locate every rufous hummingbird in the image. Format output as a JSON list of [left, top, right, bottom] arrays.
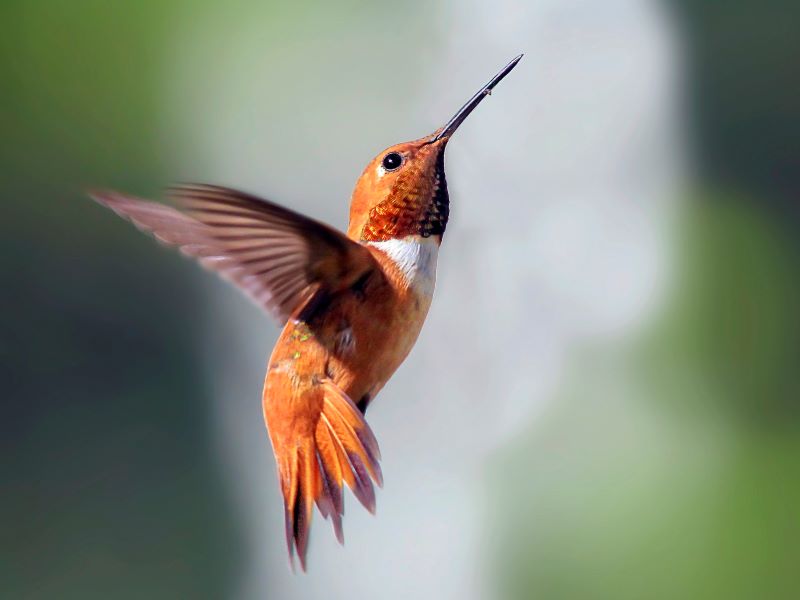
[[90, 54, 522, 570]]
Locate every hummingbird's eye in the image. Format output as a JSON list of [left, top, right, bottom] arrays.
[[381, 152, 403, 171]]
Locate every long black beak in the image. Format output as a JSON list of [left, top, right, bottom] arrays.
[[430, 54, 523, 142]]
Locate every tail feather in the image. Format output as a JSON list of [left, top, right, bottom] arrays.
[[314, 451, 343, 544], [277, 379, 382, 570], [320, 412, 376, 513], [281, 441, 318, 571]]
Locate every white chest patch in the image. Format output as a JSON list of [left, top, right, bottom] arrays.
[[368, 237, 439, 296]]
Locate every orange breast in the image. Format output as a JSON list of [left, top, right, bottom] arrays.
[[263, 241, 434, 419]]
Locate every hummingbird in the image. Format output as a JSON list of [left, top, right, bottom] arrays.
[[90, 54, 522, 570]]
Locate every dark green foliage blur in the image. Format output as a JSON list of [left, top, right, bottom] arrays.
[[677, 0, 800, 218], [2, 2, 239, 597]]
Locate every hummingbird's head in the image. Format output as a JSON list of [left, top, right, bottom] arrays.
[[347, 55, 523, 243], [347, 135, 449, 242]]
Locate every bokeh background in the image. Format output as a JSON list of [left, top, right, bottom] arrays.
[[3, 1, 798, 598]]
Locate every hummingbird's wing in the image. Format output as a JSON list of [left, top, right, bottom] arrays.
[[90, 184, 378, 323]]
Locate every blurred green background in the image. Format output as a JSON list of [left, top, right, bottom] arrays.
[[2, 1, 798, 599]]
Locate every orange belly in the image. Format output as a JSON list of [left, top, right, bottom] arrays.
[[263, 253, 432, 426]]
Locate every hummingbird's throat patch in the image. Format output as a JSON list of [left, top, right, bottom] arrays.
[[361, 151, 449, 242]]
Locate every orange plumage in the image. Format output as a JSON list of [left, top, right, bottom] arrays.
[[90, 54, 521, 570]]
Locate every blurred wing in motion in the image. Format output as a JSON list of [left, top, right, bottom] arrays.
[[90, 184, 378, 323]]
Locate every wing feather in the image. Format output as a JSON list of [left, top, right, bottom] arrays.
[[90, 184, 377, 323]]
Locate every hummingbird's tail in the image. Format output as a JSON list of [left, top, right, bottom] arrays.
[[269, 379, 382, 571]]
